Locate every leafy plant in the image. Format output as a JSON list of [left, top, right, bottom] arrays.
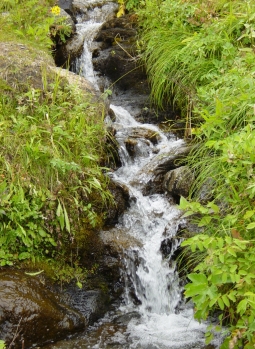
[[182, 234, 255, 348], [0, 67, 113, 270], [0, 0, 72, 49], [136, 0, 255, 347]]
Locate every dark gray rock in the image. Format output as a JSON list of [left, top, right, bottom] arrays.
[[58, 0, 73, 11], [105, 180, 130, 225], [61, 287, 111, 325], [0, 270, 85, 349], [93, 15, 148, 92], [131, 145, 193, 195]]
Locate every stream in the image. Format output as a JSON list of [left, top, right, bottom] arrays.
[[46, 1, 223, 348]]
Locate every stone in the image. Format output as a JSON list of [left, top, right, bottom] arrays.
[[131, 145, 193, 195], [0, 270, 85, 349], [163, 165, 195, 198], [104, 180, 130, 226], [93, 15, 148, 92]]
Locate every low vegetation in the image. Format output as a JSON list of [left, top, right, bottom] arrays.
[[123, 0, 255, 347], [0, 0, 113, 284]]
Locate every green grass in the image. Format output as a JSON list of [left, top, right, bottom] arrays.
[[133, 0, 255, 347], [0, 0, 113, 284]]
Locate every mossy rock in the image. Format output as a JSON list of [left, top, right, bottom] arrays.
[[0, 42, 101, 99]]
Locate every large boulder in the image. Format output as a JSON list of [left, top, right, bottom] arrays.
[[93, 15, 148, 92], [0, 42, 96, 94], [130, 145, 193, 195], [163, 165, 195, 198], [0, 270, 85, 348]]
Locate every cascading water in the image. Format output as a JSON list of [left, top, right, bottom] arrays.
[[46, 2, 223, 348], [70, 0, 118, 87], [102, 105, 216, 349]]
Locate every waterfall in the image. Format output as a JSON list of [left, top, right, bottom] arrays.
[[47, 2, 223, 348]]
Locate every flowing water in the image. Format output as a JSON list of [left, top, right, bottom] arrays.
[[47, 2, 223, 348]]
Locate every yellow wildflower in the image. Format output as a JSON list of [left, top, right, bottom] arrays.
[[51, 5, 61, 16]]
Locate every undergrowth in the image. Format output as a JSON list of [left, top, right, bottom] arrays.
[[0, 0, 113, 285], [0, 0, 72, 50], [129, 0, 255, 347]]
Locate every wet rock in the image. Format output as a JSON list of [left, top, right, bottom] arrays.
[[126, 127, 161, 145], [100, 228, 142, 252], [163, 165, 195, 198], [118, 127, 160, 158], [54, 32, 83, 67], [58, 0, 73, 12], [197, 177, 215, 204], [0, 270, 85, 349], [160, 237, 183, 260], [92, 15, 180, 124], [105, 180, 130, 226], [131, 145, 193, 195], [114, 311, 141, 325], [62, 287, 110, 325], [93, 15, 148, 92], [55, 1, 118, 67], [176, 219, 203, 238]]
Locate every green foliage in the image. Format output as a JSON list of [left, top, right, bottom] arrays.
[[0, 340, 5, 349], [182, 234, 255, 348], [0, 73, 112, 268], [0, 0, 72, 49], [136, 0, 255, 347]]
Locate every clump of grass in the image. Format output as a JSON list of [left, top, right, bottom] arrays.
[[136, 0, 255, 347], [0, 0, 113, 280], [0, 0, 72, 50], [0, 71, 112, 268]]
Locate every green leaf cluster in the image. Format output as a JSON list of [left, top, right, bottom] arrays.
[[0, 72, 112, 270], [182, 234, 255, 348], [136, 0, 255, 347], [0, 0, 72, 49]]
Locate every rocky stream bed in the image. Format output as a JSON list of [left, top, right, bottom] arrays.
[[0, 1, 222, 348]]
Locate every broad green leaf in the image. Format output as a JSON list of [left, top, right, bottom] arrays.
[[219, 254, 224, 263], [59, 214, 65, 230], [217, 297, 224, 310], [243, 210, 255, 220], [227, 248, 236, 257], [48, 238, 57, 246], [38, 229, 47, 237], [246, 222, 255, 230], [76, 281, 82, 289], [179, 196, 189, 210], [18, 252, 31, 260], [230, 265, 237, 273], [56, 201, 63, 217], [237, 299, 248, 315], [198, 216, 212, 227], [222, 294, 230, 307], [184, 283, 208, 298], [210, 273, 222, 285], [188, 273, 208, 284], [207, 202, 220, 213], [222, 273, 229, 283], [217, 237, 224, 249], [182, 210, 194, 218]]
